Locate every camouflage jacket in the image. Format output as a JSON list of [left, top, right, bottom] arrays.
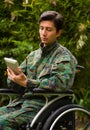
[[7, 42, 77, 97]]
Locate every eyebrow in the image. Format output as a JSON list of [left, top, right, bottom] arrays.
[[40, 25, 52, 27]]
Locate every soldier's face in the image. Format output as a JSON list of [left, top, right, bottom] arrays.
[[39, 21, 61, 46]]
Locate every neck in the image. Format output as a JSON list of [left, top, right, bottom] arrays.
[[43, 41, 57, 47]]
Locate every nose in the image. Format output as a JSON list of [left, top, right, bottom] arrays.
[[42, 29, 47, 36]]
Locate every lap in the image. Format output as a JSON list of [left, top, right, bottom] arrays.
[[0, 104, 39, 129], [0, 105, 16, 115], [0, 97, 45, 129]]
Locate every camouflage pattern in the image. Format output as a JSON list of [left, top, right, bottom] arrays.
[[0, 42, 77, 129]]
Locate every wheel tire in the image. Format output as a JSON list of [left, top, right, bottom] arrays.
[[42, 104, 90, 130]]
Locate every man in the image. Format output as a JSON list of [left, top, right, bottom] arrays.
[[0, 11, 77, 129]]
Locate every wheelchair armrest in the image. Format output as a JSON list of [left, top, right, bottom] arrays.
[[0, 88, 73, 95], [0, 88, 19, 104], [32, 88, 74, 94], [0, 88, 18, 95]]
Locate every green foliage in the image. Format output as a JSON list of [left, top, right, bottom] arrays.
[[0, 0, 90, 108], [74, 85, 90, 110]]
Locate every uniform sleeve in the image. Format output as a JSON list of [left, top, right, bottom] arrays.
[[26, 54, 77, 92], [7, 78, 25, 94]]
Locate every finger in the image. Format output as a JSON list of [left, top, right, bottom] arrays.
[[17, 67, 23, 74], [7, 67, 15, 77]]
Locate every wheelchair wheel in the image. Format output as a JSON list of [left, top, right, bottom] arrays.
[[42, 104, 90, 130]]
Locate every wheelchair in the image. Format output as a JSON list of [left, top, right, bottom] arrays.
[[0, 65, 90, 130]]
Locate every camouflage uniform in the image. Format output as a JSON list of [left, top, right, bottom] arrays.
[[0, 42, 77, 129]]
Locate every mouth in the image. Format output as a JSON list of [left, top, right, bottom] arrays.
[[41, 37, 47, 41]]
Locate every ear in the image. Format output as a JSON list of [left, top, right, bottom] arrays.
[[56, 30, 62, 38]]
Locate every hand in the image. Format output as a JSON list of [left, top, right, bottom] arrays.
[[7, 67, 27, 87]]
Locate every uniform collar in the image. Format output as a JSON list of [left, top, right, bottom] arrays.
[[40, 41, 59, 56]]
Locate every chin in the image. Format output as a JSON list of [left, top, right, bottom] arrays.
[[42, 41, 48, 44]]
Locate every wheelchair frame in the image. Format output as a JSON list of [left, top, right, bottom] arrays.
[[30, 89, 74, 128], [28, 89, 90, 130]]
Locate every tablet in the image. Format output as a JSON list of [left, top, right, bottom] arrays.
[[4, 57, 19, 74]]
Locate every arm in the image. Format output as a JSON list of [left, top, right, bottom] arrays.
[[26, 54, 77, 92]]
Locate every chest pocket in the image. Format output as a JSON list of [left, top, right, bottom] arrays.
[[38, 64, 52, 78]]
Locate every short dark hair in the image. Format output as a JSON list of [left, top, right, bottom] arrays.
[[39, 11, 64, 32]]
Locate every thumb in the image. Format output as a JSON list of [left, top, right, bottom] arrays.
[[17, 67, 22, 73]]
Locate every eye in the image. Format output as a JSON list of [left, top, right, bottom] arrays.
[[39, 26, 44, 30], [46, 28, 52, 31]]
